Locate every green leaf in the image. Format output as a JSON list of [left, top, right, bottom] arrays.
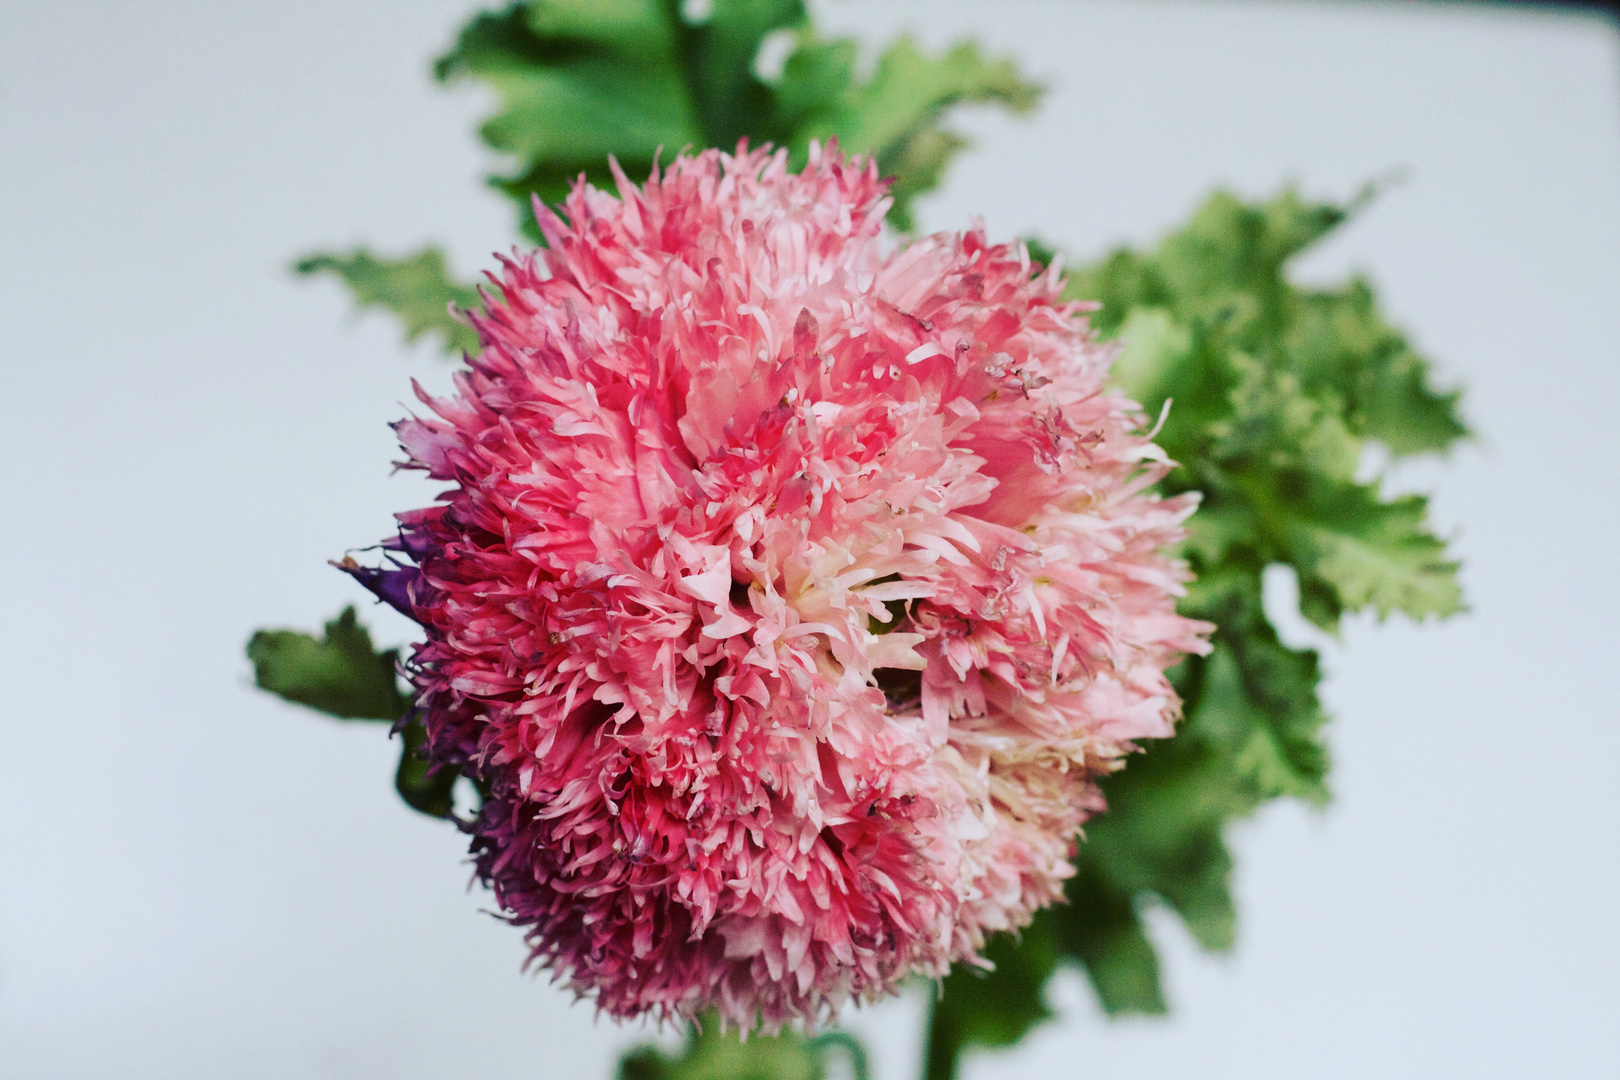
[[1284, 490, 1464, 623], [294, 248, 482, 356], [933, 921, 1059, 1056], [1180, 640, 1329, 804], [434, 3, 1039, 234], [767, 34, 857, 136], [246, 607, 409, 721], [618, 1012, 867, 1080], [668, 0, 808, 147], [1286, 280, 1468, 457], [790, 38, 1042, 231], [1085, 763, 1239, 945], [1107, 306, 1190, 407], [318, 4, 1040, 359], [924, 922, 1056, 1080], [1057, 860, 1168, 1015], [437, 2, 705, 228], [393, 713, 461, 819]]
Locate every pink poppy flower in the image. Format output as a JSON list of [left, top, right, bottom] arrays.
[[348, 143, 1210, 1029]]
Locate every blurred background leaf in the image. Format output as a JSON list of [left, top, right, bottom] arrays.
[[294, 248, 483, 355]]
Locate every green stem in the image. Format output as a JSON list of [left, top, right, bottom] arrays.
[[922, 991, 963, 1080]]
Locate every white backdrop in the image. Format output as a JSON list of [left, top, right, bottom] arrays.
[[2, 1, 1617, 1077]]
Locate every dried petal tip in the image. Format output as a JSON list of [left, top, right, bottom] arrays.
[[352, 143, 1210, 1030]]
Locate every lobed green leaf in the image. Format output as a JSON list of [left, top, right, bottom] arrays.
[[931, 921, 1059, 1064], [789, 38, 1042, 231], [294, 248, 482, 355], [435, 2, 1039, 237], [436, 1, 706, 224], [310, 4, 1041, 356], [247, 607, 408, 721]]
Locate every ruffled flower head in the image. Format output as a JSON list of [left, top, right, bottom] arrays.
[[348, 143, 1210, 1029]]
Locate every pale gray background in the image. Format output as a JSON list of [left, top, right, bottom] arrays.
[[2, 1, 1617, 1077]]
